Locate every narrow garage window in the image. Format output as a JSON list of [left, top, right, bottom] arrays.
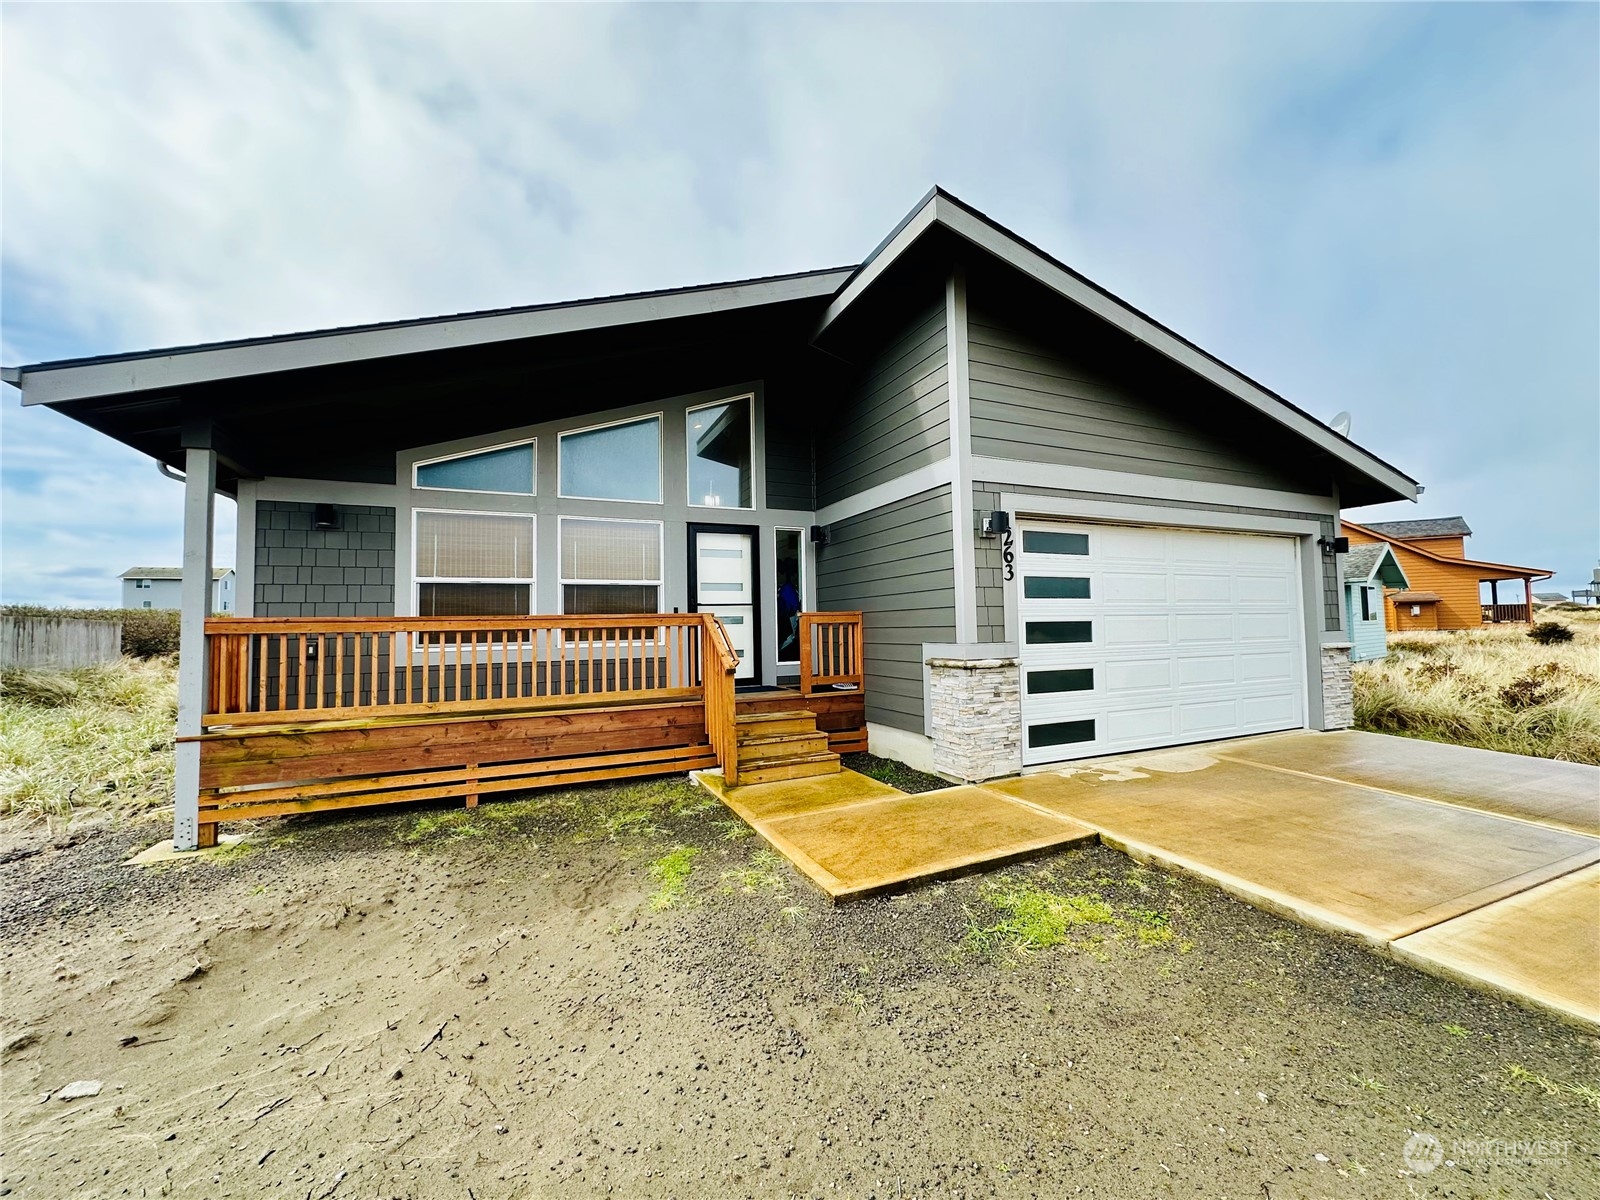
[[1023, 576, 1091, 600], [1026, 668, 1094, 694], [1022, 530, 1089, 555], [1028, 720, 1096, 749], [1025, 620, 1093, 645]]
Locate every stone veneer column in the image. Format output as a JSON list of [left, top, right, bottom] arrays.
[[926, 653, 1023, 782], [1320, 643, 1354, 730]]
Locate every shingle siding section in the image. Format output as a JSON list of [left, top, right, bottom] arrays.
[[255, 502, 395, 616], [816, 297, 950, 506], [815, 486, 956, 733]]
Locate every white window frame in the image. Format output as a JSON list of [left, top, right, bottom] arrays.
[[557, 413, 665, 505], [557, 515, 666, 616], [686, 393, 756, 511], [412, 507, 537, 617], [412, 438, 537, 497], [775, 525, 807, 670]]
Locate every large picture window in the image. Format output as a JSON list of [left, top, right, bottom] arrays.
[[560, 517, 663, 615], [687, 396, 753, 509], [414, 509, 535, 616], [414, 440, 535, 495], [558, 415, 662, 503]]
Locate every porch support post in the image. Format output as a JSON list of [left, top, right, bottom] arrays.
[[1525, 576, 1535, 625], [173, 446, 217, 851], [1490, 579, 1499, 623]]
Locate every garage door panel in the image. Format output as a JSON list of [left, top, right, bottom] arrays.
[[1019, 520, 1306, 766]]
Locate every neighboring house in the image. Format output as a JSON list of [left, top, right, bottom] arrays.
[[1342, 543, 1409, 661], [1533, 592, 1570, 608], [1343, 518, 1551, 630], [5, 187, 1419, 849], [121, 567, 235, 612]]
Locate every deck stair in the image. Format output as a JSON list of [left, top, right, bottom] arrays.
[[733, 709, 841, 784]]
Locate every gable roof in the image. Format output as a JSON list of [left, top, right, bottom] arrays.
[[817, 187, 1418, 504], [1343, 520, 1553, 581], [122, 567, 233, 580], [3, 187, 1417, 506], [2, 267, 855, 406], [1360, 516, 1472, 540], [1344, 542, 1409, 589]]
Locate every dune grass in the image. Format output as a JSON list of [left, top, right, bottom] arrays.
[[1353, 613, 1600, 763], [0, 657, 179, 821]]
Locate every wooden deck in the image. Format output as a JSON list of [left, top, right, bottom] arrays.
[[187, 612, 864, 844]]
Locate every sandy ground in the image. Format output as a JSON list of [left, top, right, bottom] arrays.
[[2, 776, 1597, 1199]]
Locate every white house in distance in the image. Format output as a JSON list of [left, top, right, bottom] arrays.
[[121, 567, 235, 613]]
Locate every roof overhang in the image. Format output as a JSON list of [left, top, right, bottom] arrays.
[[1344, 520, 1554, 581], [818, 188, 1419, 506], [5, 268, 855, 407], [1346, 542, 1410, 589]]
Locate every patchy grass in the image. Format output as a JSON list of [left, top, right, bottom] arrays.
[[648, 845, 700, 909], [1506, 1064, 1600, 1113], [720, 847, 790, 896], [964, 868, 1196, 960], [0, 658, 178, 822], [1353, 618, 1600, 763], [841, 752, 948, 794]]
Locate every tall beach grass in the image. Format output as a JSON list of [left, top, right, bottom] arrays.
[[0, 657, 178, 821], [1353, 613, 1600, 764]]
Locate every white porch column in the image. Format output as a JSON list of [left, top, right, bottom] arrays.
[[173, 447, 217, 850]]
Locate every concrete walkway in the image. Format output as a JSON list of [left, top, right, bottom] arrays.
[[693, 768, 1095, 901], [989, 731, 1600, 1030]]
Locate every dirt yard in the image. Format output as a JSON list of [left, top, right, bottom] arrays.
[[2, 775, 1597, 1199]]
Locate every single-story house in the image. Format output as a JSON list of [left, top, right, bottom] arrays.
[[1341, 543, 1409, 661], [1343, 518, 1552, 630], [4, 187, 1419, 849], [1532, 592, 1571, 608], [121, 566, 235, 613]]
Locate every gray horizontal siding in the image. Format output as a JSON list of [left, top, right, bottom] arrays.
[[764, 408, 813, 510], [256, 502, 396, 616], [817, 299, 950, 506], [968, 310, 1298, 492], [815, 486, 956, 733]]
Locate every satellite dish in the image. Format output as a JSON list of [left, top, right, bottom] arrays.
[[1329, 411, 1353, 437]]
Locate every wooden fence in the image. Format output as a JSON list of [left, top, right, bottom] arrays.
[[1, 615, 122, 669]]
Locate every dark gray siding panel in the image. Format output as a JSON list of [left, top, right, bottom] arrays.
[[815, 486, 956, 732], [975, 481, 1340, 633], [817, 300, 950, 506], [764, 407, 813, 511], [256, 501, 395, 616], [968, 309, 1300, 492]]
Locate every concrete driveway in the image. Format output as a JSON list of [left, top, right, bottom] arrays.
[[988, 730, 1600, 1030]]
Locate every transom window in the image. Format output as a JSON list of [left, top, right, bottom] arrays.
[[414, 441, 536, 495], [560, 517, 663, 615], [559, 415, 662, 503], [414, 509, 535, 616], [687, 396, 753, 509]]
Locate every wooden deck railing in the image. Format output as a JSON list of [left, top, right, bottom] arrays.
[[798, 611, 864, 696], [700, 613, 742, 786], [203, 614, 711, 728], [1482, 603, 1531, 624]]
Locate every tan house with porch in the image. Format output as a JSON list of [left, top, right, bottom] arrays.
[[1342, 518, 1551, 630]]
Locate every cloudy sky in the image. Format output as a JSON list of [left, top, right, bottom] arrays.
[[3, 2, 1596, 605]]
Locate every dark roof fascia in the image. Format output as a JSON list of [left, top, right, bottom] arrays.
[[3, 267, 856, 407], [816, 187, 1419, 504]]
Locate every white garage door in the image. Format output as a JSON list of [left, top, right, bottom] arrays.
[[1017, 520, 1306, 765]]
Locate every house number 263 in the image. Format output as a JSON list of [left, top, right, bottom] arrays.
[[1001, 530, 1015, 581]]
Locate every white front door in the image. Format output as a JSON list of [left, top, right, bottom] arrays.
[[1017, 520, 1305, 765], [694, 530, 756, 681]]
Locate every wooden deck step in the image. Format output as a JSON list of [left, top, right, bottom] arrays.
[[735, 710, 818, 740], [737, 751, 842, 786], [736, 731, 830, 766]]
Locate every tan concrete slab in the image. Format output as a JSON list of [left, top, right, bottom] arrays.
[[989, 760, 1600, 942], [692, 768, 902, 822], [125, 833, 248, 865], [1218, 731, 1600, 836], [1393, 865, 1600, 1029], [763, 786, 1096, 900]]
